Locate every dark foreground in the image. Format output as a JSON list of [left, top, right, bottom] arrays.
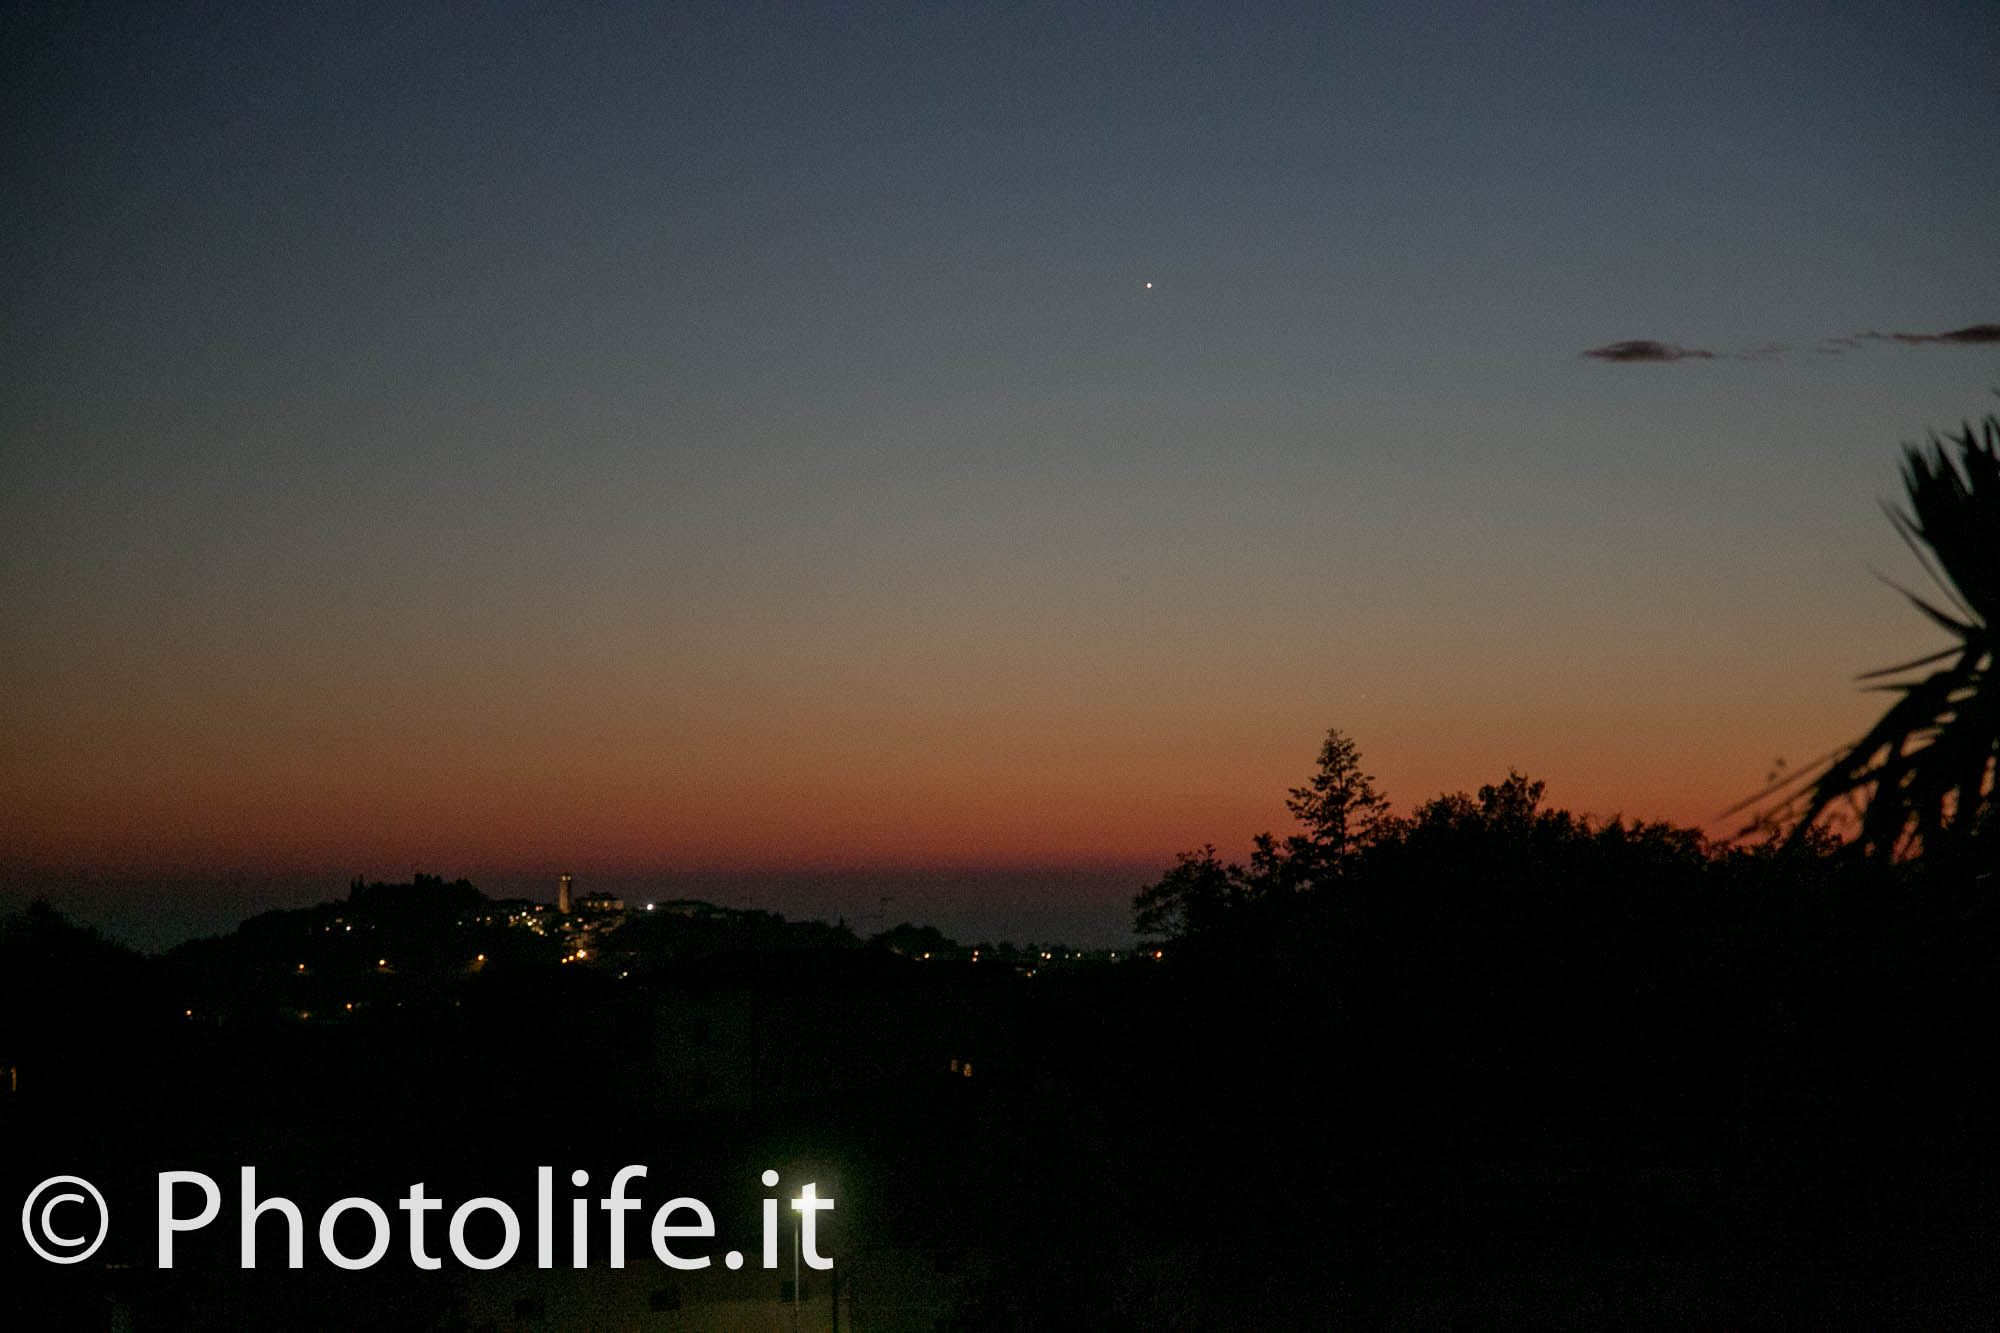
[[4, 844, 1997, 1330]]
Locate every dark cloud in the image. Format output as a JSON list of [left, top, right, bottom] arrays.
[[1585, 323, 1997, 363], [1580, 340, 1718, 363], [1881, 323, 2000, 345]]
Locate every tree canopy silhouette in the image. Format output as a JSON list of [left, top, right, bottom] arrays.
[[1133, 727, 1389, 942], [1281, 727, 1393, 880]]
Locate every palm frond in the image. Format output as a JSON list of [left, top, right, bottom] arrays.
[[1856, 645, 1964, 681], [1787, 412, 1998, 862]]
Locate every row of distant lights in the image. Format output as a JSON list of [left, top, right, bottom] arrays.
[[256, 904, 637, 1016], [290, 903, 1157, 975]]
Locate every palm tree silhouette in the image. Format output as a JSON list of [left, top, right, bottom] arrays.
[[1790, 412, 1997, 862]]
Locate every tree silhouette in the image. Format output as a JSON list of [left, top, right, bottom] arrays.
[[1132, 729, 1389, 940], [1793, 412, 1997, 863], [1283, 727, 1393, 876], [1132, 844, 1238, 941]]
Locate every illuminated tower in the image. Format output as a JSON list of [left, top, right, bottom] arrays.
[[558, 873, 573, 915]]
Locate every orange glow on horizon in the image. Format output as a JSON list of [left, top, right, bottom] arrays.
[[2, 735, 1794, 878]]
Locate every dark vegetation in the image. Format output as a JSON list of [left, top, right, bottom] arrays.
[[1769, 410, 1997, 866], [1108, 736, 1996, 1328]]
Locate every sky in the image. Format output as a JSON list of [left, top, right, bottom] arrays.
[[4, 1, 1997, 949]]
